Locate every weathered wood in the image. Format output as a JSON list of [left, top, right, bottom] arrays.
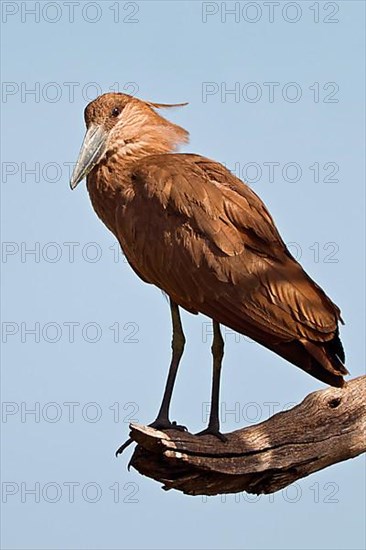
[[126, 376, 366, 496]]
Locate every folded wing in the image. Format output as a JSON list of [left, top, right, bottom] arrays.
[[115, 153, 347, 386]]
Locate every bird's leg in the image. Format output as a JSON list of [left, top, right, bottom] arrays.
[[149, 298, 186, 430], [196, 321, 227, 441], [116, 299, 186, 456]]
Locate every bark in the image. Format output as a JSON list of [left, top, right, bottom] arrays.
[[125, 376, 365, 496]]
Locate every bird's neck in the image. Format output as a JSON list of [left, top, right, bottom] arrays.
[[86, 119, 189, 234], [108, 116, 189, 162], [86, 160, 129, 235], [85, 147, 164, 236]]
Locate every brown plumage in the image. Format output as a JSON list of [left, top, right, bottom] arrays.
[[71, 92, 348, 442]]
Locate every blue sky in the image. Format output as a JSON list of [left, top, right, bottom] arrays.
[[1, 1, 365, 549]]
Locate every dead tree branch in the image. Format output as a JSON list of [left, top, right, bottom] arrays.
[[124, 376, 366, 496]]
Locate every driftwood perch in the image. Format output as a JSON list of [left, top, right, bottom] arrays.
[[126, 376, 365, 495]]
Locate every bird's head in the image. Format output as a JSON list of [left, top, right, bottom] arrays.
[[70, 92, 189, 189]]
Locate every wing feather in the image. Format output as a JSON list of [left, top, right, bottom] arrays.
[[114, 153, 346, 383]]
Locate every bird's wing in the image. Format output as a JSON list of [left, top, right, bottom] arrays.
[[115, 153, 342, 346]]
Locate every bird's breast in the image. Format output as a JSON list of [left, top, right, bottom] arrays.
[[86, 164, 131, 236]]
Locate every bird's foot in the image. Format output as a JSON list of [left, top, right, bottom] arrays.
[[115, 419, 187, 457], [148, 419, 188, 432], [196, 426, 227, 442]]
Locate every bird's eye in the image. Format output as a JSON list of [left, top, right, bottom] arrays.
[[111, 107, 121, 117]]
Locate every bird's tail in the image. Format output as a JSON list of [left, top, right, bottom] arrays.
[[269, 332, 348, 387]]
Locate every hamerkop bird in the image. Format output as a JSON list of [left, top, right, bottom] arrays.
[[70, 92, 348, 447]]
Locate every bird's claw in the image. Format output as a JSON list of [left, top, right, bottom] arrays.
[[148, 419, 188, 432], [196, 427, 227, 442], [115, 419, 188, 458], [115, 437, 133, 457]]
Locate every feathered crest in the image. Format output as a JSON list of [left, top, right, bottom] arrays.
[[144, 100, 189, 110]]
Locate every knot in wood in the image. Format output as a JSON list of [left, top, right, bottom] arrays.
[[328, 397, 341, 409]]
